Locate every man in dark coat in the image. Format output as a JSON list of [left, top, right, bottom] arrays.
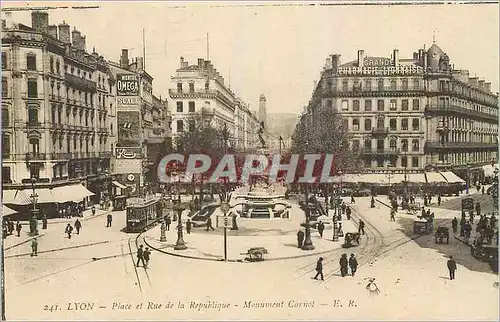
[[317, 221, 325, 238], [452, 217, 458, 234], [16, 221, 22, 237], [65, 223, 73, 239], [8, 221, 14, 235], [313, 257, 324, 280], [186, 219, 192, 234], [370, 197, 375, 208], [74, 219, 82, 234], [350, 194, 355, 204], [165, 216, 171, 231], [358, 220, 365, 235], [346, 206, 351, 220], [106, 214, 112, 227], [348, 253, 358, 276], [206, 216, 214, 231], [447, 255, 457, 280], [438, 195, 442, 206], [297, 230, 305, 248], [340, 253, 349, 277], [136, 245, 146, 267]]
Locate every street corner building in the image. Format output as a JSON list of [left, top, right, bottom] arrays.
[[303, 41, 498, 187], [1, 12, 172, 218]]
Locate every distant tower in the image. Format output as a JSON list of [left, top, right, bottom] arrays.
[[259, 94, 267, 129]]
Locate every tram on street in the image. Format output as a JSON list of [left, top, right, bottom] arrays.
[[125, 197, 161, 233]]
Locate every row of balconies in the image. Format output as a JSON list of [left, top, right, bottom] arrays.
[[425, 105, 498, 121], [48, 93, 108, 111], [436, 123, 497, 134], [23, 122, 110, 134], [425, 141, 498, 150], [349, 126, 421, 134], [2, 151, 113, 161]]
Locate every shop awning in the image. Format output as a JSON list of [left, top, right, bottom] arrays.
[[406, 173, 427, 183], [2, 205, 18, 217], [22, 188, 55, 204], [440, 171, 466, 184], [388, 174, 406, 184], [358, 174, 387, 184], [51, 184, 95, 203], [2, 190, 32, 205], [342, 174, 362, 183], [426, 172, 447, 183], [112, 181, 127, 189]]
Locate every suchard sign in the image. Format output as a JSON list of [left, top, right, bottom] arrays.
[[117, 74, 139, 96]]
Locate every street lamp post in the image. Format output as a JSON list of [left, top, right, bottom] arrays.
[[220, 201, 230, 261], [300, 184, 315, 250], [332, 170, 342, 242], [466, 163, 471, 194], [29, 177, 39, 236], [173, 196, 187, 250]]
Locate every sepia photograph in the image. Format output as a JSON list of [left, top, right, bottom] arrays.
[[0, 1, 499, 320]]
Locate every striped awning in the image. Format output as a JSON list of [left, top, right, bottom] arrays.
[[112, 181, 127, 189], [406, 173, 427, 183], [2, 205, 18, 217], [440, 171, 466, 184], [342, 174, 362, 183], [426, 172, 447, 183], [51, 184, 95, 203], [2, 190, 32, 205], [22, 188, 55, 204]]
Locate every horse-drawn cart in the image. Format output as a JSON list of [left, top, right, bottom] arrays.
[[241, 247, 268, 262], [342, 232, 361, 248]]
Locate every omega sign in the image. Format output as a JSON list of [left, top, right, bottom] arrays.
[[117, 74, 139, 96]]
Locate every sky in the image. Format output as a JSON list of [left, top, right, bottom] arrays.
[[2, 1, 499, 115]]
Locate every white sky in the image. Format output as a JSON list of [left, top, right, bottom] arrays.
[[3, 1, 499, 114]]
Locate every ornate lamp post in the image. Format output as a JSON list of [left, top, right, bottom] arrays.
[[173, 198, 187, 250], [160, 220, 167, 242], [332, 169, 342, 242], [29, 177, 39, 236], [300, 184, 315, 250]]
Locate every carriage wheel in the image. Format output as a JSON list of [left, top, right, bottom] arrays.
[[254, 252, 263, 260]]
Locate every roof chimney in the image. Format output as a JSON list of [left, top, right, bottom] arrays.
[[413, 52, 418, 60], [478, 80, 485, 90], [198, 58, 204, 68], [120, 49, 129, 69], [31, 11, 49, 33], [393, 49, 399, 66], [180, 56, 184, 68], [331, 54, 341, 71], [80, 35, 86, 51], [357, 50, 365, 68], [137, 57, 144, 71], [325, 57, 331, 69], [468, 77, 478, 87], [58, 21, 70, 44], [485, 82, 491, 93], [47, 25, 57, 39], [71, 28, 82, 49]]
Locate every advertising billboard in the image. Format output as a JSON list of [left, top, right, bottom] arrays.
[[116, 74, 139, 96], [116, 96, 140, 110], [117, 111, 141, 147]]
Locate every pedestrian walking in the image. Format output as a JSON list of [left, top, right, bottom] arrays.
[[8, 221, 14, 235], [390, 208, 396, 222], [91, 205, 96, 216], [346, 206, 351, 220], [340, 253, 349, 277], [438, 195, 442, 206], [136, 245, 146, 267], [65, 223, 73, 239], [74, 219, 82, 234], [42, 214, 48, 230], [370, 196, 375, 208], [317, 221, 325, 238], [447, 255, 457, 280], [358, 220, 365, 235], [350, 194, 355, 204], [106, 214, 112, 227], [297, 230, 305, 248], [166, 216, 171, 231], [452, 217, 458, 234], [313, 257, 324, 280], [186, 219, 192, 234], [366, 278, 380, 296], [482, 186, 485, 195], [349, 254, 358, 276], [143, 247, 151, 269], [31, 238, 38, 256], [337, 222, 344, 237], [16, 221, 22, 237], [206, 216, 215, 231]]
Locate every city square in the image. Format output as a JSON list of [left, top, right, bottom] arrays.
[[1, 2, 499, 321]]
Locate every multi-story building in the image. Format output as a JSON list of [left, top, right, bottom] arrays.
[[306, 41, 498, 184], [2, 12, 113, 207]]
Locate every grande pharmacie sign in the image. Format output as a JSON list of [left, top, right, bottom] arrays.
[[117, 74, 139, 96]]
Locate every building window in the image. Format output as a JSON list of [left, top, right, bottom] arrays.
[[342, 119, 348, 132], [401, 118, 408, 131], [352, 140, 360, 151], [413, 79, 420, 89], [29, 137, 40, 154], [56, 61, 60, 74], [352, 118, 360, 131], [390, 139, 397, 151], [412, 156, 419, 168], [342, 80, 348, 91], [365, 100, 372, 111], [376, 118, 384, 129], [364, 118, 372, 131], [27, 54, 37, 71], [353, 80, 361, 91], [389, 99, 397, 111], [51, 107, 56, 124], [50, 57, 54, 73], [177, 83, 183, 93], [378, 79, 384, 91], [176, 120, 184, 133], [189, 83, 195, 93], [390, 80, 397, 90], [376, 139, 384, 151], [2, 108, 8, 127], [1, 52, 6, 70], [353, 100, 360, 111], [401, 139, 408, 152], [412, 139, 419, 152], [412, 99, 420, 110], [364, 139, 371, 149], [365, 80, 371, 91], [2, 134, 10, 157], [389, 118, 397, 131], [2, 167, 11, 183], [401, 156, 408, 168], [176, 101, 183, 113], [401, 99, 409, 111], [377, 99, 384, 111], [188, 101, 195, 112], [377, 158, 384, 167], [402, 79, 408, 90], [27, 79, 38, 98], [341, 100, 348, 111], [28, 108, 38, 125], [1, 77, 7, 97], [412, 118, 420, 131], [364, 158, 371, 168]]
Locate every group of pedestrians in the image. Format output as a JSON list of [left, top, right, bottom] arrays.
[[136, 244, 152, 268], [64, 219, 82, 239], [3, 219, 22, 238], [314, 253, 359, 280]]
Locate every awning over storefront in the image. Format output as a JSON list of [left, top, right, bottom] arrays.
[[2, 205, 18, 217], [51, 184, 95, 203], [22, 188, 55, 204], [440, 171, 466, 184], [112, 181, 127, 189], [406, 173, 427, 183], [358, 174, 387, 184], [2, 190, 32, 205], [482, 164, 499, 177], [389, 174, 406, 184], [425, 172, 447, 183], [342, 174, 362, 183]]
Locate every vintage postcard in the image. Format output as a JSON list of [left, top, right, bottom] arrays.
[[1, 1, 499, 320]]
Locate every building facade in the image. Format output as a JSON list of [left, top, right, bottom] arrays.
[[306, 42, 498, 183], [2, 12, 113, 203]]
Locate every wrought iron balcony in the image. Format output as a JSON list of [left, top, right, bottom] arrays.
[[425, 105, 497, 121], [371, 127, 389, 136], [425, 141, 498, 151], [65, 73, 97, 92], [25, 152, 47, 160], [26, 121, 42, 128], [50, 153, 72, 160]]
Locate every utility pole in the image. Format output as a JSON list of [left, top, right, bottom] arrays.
[[142, 28, 146, 69], [206, 32, 210, 61]]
